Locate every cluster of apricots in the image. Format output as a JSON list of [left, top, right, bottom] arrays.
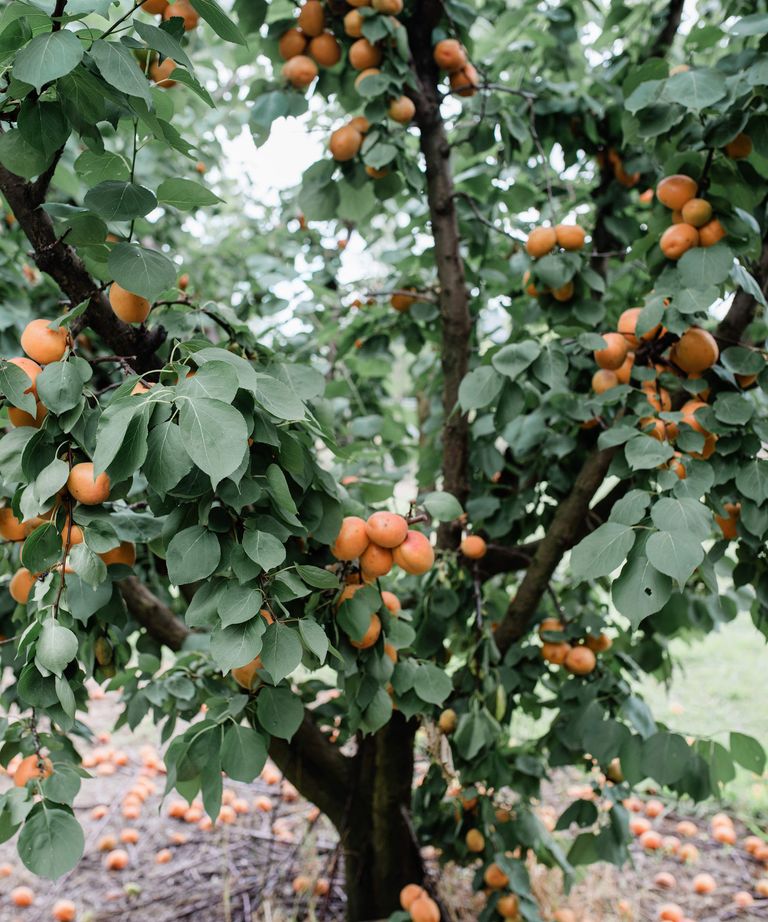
[[141, 0, 199, 28], [433, 38, 480, 98], [399, 884, 441, 922], [523, 223, 586, 303], [279, 0, 341, 89], [656, 174, 727, 261], [538, 618, 611, 675], [590, 303, 723, 470]]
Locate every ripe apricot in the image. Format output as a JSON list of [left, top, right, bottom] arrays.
[[645, 798, 664, 818], [656, 175, 697, 210], [724, 133, 752, 159], [105, 849, 129, 870], [643, 383, 671, 413], [99, 541, 136, 567], [392, 530, 434, 574], [541, 642, 569, 664], [366, 511, 408, 548], [640, 830, 663, 850], [52, 899, 77, 921], [465, 828, 485, 852], [156, 848, 173, 864], [618, 306, 660, 347], [11, 886, 34, 907], [149, 57, 177, 88], [20, 318, 68, 364], [0, 508, 36, 542], [552, 281, 574, 302], [360, 542, 393, 578], [381, 590, 401, 614], [715, 502, 740, 540], [660, 223, 699, 260], [8, 356, 42, 396], [526, 226, 557, 258], [743, 835, 763, 854], [349, 116, 370, 134], [640, 417, 666, 441], [595, 332, 629, 370], [391, 289, 417, 311], [343, 10, 363, 37], [678, 842, 700, 863], [584, 632, 611, 652], [10, 567, 37, 604], [283, 55, 318, 88], [680, 198, 712, 228], [733, 891, 753, 907], [8, 400, 47, 428], [142, 0, 168, 12], [460, 534, 487, 559], [592, 369, 619, 394], [0, 862, 12, 877], [655, 871, 677, 889], [555, 224, 586, 250], [658, 904, 683, 922], [349, 38, 382, 70], [68, 462, 110, 505], [331, 516, 369, 560], [673, 327, 718, 373], [329, 124, 363, 162], [713, 824, 736, 845], [384, 642, 397, 662], [497, 894, 520, 918], [484, 863, 509, 889], [120, 828, 139, 844], [692, 873, 716, 894], [163, 0, 198, 29], [278, 28, 307, 60], [450, 63, 479, 96], [698, 218, 726, 247], [757, 879, 768, 897], [14, 753, 52, 786], [410, 895, 440, 922], [297, 0, 324, 37], [433, 39, 466, 72], [387, 95, 415, 124], [564, 645, 596, 675], [438, 708, 457, 733], [400, 884, 426, 910], [538, 617, 564, 636], [354, 67, 380, 90], [350, 613, 381, 650], [372, 0, 402, 10], [309, 32, 341, 67], [98, 834, 118, 852]]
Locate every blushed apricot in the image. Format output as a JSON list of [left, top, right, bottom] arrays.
[[52, 899, 77, 921], [594, 332, 629, 370], [387, 95, 415, 124], [526, 226, 557, 258], [692, 873, 716, 894], [20, 318, 68, 364], [283, 55, 318, 88], [104, 849, 129, 870], [366, 511, 408, 548], [9, 567, 36, 604], [8, 357, 42, 396], [350, 613, 381, 649], [68, 462, 110, 505], [541, 642, 569, 664], [656, 175, 697, 210], [297, 0, 324, 37], [10, 886, 34, 907], [309, 32, 341, 67], [555, 224, 586, 250], [331, 516, 369, 559], [680, 198, 712, 227], [450, 63, 479, 96], [349, 38, 382, 69], [0, 508, 37, 542], [410, 895, 440, 922], [460, 535, 487, 559], [564, 645, 596, 675], [360, 542, 393, 578], [400, 885, 426, 910], [673, 327, 718, 373], [698, 218, 726, 247], [278, 28, 307, 60], [592, 369, 619, 394], [99, 541, 136, 567], [433, 38, 466, 71], [660, 223, 698, 260], [329, 124, 363, 161], [392, 530, 434, 574], [724, 133, 752, 159], [585, 632, 611, 652]]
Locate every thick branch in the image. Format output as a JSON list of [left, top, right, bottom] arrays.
[[716, 235, 768, 347], [408, 4, 473, 550], [649, 0, 685, 59], [119, 576, 190, 650], [0, 164, 165, 372], [493, 447, 618, 653]]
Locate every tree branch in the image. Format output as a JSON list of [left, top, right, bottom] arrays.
[[648, 0, 685, 59], [119, 576, 190, 650], [716, 235, 768, 347]]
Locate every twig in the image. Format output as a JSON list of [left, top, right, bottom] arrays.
[[527, 96, 556, 218], [455, 191, 517, 240]]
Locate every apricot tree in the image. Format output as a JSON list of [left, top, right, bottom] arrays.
[[1, 1, 768, 921]]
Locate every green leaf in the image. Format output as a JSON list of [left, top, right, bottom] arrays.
[[178, 397, 248, 488], [36, 621, 78, 677], [298, 618, 328, 663], [713, 393, 753, 425], [0, 360, 36, 415], [166, 526, 220, 585], [69, 544, 108, 589], [677, 245, 733, 288], [210, 617, 265, 671], [256, 686, 304, 740], [736, 460, 768, 504], [74, 150, 130, 184], [89, 39, 152, 103], [144, 422, 193, 493], [218, 583, 263, 627], [265, 464, 297, 515], [177, 361, 238, 404], [650, 497, 712, 538], [259, 623, 302, 683], [646, 530, 704, 584], [18, 807, 84, 878], [108, 243, 176, 300], [608, 490, 650, 526], [242, 529, 286, 571], [729, 732, 766, 774], [294, 565, 339, 589], [662, 68, 727, 111], [458, 366, 503, 410], [0, 130, 51, 179], [730, 12, 768, 35], [640, 732, 692, 784], [157, 178, 222, 211], [253, 373, 307, 421], [423, 491, 463, 521], [21, 523, 61, 573], [220, 725, 268, 782], [413, 663, 452, 705], [36, 362, 82, 414], [492, 341, 541, 380], [625, 435, 673, 470], [13, 30, 84, 91], [84, 181, 157, 221], [189, 0, 247, 44], [571, 523, 636, 581], [133, 20, 193, 70], [612, 554, 672, 627]]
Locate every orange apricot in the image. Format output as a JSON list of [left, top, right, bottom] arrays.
[[308, 32, 341, 67], [8, 357, 42, 395], [99, 541, 136, 567], [9, 567, 37, 604], [552, 281, 574, 302], [20, 318, 68, 364], [526, 226, 557, 258], [329, 124, 363, 162], [698, 218, 726, 247], [555, 224, 586, 250], [163, 0, 198, 29], [592, 369, 619, 394], [656, 175, 697, 210], [7, 401, 47, 428], [14, 753, 52, 786], [104, 849, 129, 870], [282, 55, 318, 88], [360, 542, 393, 578], [278, 28, 306, 60], [497, 895, 520, 918], [52, 899, 77, 922], [450, 63, 479, 97], [724, 133, 752, 159], [433, 39, 466, 72], [67, 462, 110, 505], [658, 903, 684, 922], [594, 332, 629, 370], [692, 873, 716, 894], [0, 508, 37, 542], [297, 0, 324, 37], [348, 38, 382, 70], [615, 353, 635, 384], [465, 828, 485, 852], [387, 95, 416, 124], [680, 198, 712, 228], [410, 895, 440, 922], [381, 590, 401, 614], [541, 642, 570, 665], [460, 535, 487, 559], [149, 57, 177, 88], [392, 530, 434, 574], [331, 516, 370, 560], [354, 67, 380, 90], [365, 511, 408, 548], [673, 327, 718, 373], [343, 10, 364, 37], [400, 884, 426, 910], [660, 223, 699, 260], [350, 613, 381, 649], [11, 886, 35, 907], [564, 645, 596, 675], [584, 632, 611, 652]]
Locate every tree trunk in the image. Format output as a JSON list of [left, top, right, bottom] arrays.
[[341, 713, 423, 921]]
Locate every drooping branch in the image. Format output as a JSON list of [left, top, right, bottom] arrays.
[[0, 164, 165, 371], [493, 446, 619, 653], [407, 3, 473, 550]]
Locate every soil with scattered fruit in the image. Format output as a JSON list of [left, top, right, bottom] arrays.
[[0, 687, 765, 922]]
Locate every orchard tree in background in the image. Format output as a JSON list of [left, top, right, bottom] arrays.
[[1, 0, 768, 920]]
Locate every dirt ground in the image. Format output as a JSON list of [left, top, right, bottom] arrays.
[[0, 683, 766, 922]]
